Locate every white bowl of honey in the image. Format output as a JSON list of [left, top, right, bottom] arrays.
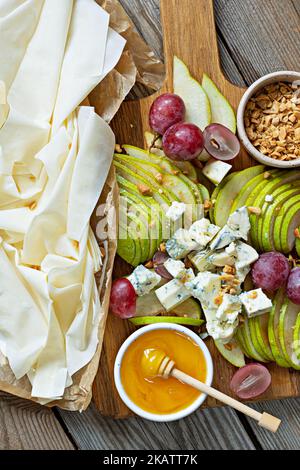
[[114, 323, 214, 422]]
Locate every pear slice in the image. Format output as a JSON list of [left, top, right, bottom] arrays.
[[202, 73, 236, 133], [296, 236, 300, 257], [214, 165, 265, 226], [254, 314, 274, 361], [268, 288, 291, 368], [173, 56, 211, 130], [214, 339, 245, 368], [230, 170, 279, 214], [279, 201, 300, 253], [135, 294, 202, 319], [130, 316, 204, 327], [279, 299, 300, 370], [235, 327, 252, 358], [249, 317, 270, 361], [240, 318, 268, 362]]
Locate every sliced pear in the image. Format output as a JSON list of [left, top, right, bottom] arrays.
[[143, 135, 199, 182], [248, 172, 288, 247], [260, 184, 300, 252], [214, 339, 245, 368], [296, 236, 300, 257], [240, 318, 268, 362], [120, 190, 157, 258], [210, 172, 235, 223], [254, 314, 274, 361], [268, 288, 291, 368], [173, 56, 211, 130], [135, 290, 202, 319], [235, 327, 252, 358], [114, 159, 173, 207], [202, 73, 236, 133], [279, 299, 300, 369], [119, 204, 150, 264], [230, 170, 279, 214], [122, 146, 202, 204], [130, 316, 204, 326], [117, 222, 141, 266], [214, 165, 265, 226], [293, 313, 300, 359], [249, 317, 270, 361], [279, 201, 300, 253]]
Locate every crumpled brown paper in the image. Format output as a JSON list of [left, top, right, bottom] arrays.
[[0, 0, 164, 411]]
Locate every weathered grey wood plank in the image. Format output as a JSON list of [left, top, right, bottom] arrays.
[[243, 398, 300, 450], [0, 392, 75, 450], [214, 0, 300, 85], [58, 403, 255, 450]]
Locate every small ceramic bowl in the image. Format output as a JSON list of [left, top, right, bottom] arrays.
[[114, 323, 213, 422], [237, 71, 300, 168]]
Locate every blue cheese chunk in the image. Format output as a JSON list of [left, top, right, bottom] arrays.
[[235, 241, 259, 269], [216, 294, 242, 323], [165, 201, 186, 221], [163, 258, 186, 278], [225, 242, 237, 257], [202, 158, 232, 185], [155, 279, 191, 311], [189, 218, 220, 248], [239, 288, 272, 318], [166, 228, 199, 259], [186, 272, 221, 310], [128, 265, 161, 296], [227, 206, 250, 241], [209, 225, 237, 250], [208, 250, 235, 267]]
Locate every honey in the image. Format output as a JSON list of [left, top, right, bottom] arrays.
[[120, 329, 207, 415]]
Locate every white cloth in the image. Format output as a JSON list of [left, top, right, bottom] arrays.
[[0, 0, 125, 399]]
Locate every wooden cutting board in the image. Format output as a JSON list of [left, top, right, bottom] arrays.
[[92, 0, 300, 418]]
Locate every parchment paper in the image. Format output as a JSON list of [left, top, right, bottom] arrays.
[[0, 0, 164, 411]]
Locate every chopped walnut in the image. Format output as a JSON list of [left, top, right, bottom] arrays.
[[137, 184, 152, 196], [245, 81, 300, 161], [248, 206, 262, 215]]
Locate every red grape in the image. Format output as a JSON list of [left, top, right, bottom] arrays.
[[251, 252, 290, 291], [149, 93, 185, 135], [162, 122, 204, 161], [110, 278, 136, 319], [203, 123, 240, 161], [153, 250, 172, 279], [230, 363, 271, 399], [287, 267, 300, 305]]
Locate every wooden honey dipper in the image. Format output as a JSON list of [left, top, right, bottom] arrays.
[[141, 348, 281, 433]]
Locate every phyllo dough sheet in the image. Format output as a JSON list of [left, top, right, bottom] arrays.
[[0, 0, 125, 401]]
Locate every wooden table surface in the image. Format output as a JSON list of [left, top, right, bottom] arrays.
[[1, 0, 300, 451]]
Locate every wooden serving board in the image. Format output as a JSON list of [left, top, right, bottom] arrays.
[[92, 0, 300, 418]]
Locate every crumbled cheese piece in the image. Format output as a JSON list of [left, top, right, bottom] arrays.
[[239, 288, 272, 318], [163, 258, 186, 278], [216, 294, 242, 324], [210, 225, 237, 250], [165, 201, 186, 221], [208, 250, 235, 267], [202, 158, 232, 185], [189, 218, 220, 247], [166, 228, 199, 259], [128, 265, 161, 296], [227, 206, 251, 241], [225, 242, 237, 257], [186, 272, 221, 310], [265, 194, 273, 203], [155, 278, 191, 311], [235, 241, 259, 270]]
